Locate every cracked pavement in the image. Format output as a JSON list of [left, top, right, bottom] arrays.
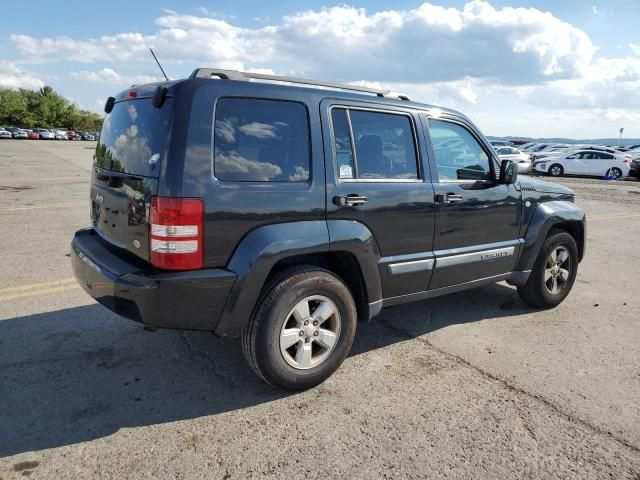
[[0, 141, 639, 479]]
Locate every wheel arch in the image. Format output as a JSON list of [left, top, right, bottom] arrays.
[[550, 221, 585, 262], [214, 220, 383, 337], [515, 201, 586, 271]]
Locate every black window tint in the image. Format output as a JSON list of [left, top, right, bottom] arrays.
[[601, 153, 614, 159], [331, 109, 355, 179], [428, 119, 491, 181], [214, 98, 310, 182], [348, 110, 418, 179]]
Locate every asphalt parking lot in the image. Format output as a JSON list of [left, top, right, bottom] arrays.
[[0, 140, 639, 479]]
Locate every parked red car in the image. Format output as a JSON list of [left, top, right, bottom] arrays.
[[27, 130, 40, 140]]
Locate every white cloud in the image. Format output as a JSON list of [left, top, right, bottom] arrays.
[[0, 61, 45, 89], [5, 1, 640, 137], [71, 68, 158, 85], [591, 5, 601, 14], [196, 6, 236, 20], [11, 1, 596, 85]]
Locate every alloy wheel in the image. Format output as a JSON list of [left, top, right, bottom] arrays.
[[607, 168, 622, 179], [544, 246, 571, 295], [550, 165, 562, 176], [279, 295, 341, 370]]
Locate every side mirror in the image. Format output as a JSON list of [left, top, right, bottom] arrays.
[[500, 159, 518, 184]]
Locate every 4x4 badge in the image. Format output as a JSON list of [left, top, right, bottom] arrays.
[[149, 153, 160, 166], [95, 192, 104, 205]]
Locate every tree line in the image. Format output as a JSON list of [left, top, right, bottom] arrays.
[[0, 86, 103, 131]]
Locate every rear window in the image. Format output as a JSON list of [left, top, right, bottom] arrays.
[[95, 98, 173, 177], [214, 98, 310, 182]]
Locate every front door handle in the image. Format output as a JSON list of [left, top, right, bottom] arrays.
[[333, 194, 368, 207], [435, 193, 463, 204]]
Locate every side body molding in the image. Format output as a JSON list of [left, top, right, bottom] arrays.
[[515, 200, 586, 271], [215, 221, 330, 336]]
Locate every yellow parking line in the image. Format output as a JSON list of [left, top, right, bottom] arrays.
[[0, 284, 79, 302], [0, 202, 86, 212], [0, 278, 76, 295]]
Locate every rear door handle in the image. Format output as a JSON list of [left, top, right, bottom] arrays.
[[435, 193, 463, 204], [333, 194, 368, 207]]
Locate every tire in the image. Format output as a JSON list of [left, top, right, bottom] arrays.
[[241, 266, 357, 390], [548, 164, 563, 177], [518, 231, 578, 308], [606, 167, 622, 179]]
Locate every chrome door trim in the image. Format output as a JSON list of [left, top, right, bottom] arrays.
[[388, 258, 435, 275], [436, 246, 515, 268], [433, 239, 523, 268]]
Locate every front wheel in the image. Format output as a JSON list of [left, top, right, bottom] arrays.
[[548, 164, 564, 177], [241, 267, 357, 390], [518, 232, 578, 308]]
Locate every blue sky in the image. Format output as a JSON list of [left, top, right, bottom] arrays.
[[1, 0, 639, 138]]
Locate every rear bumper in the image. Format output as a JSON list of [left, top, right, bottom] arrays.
[[71, 228, 236, 331]]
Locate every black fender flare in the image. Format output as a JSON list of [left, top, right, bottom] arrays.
[[515, 200, 586, 271], [214, 220, 382, 337]]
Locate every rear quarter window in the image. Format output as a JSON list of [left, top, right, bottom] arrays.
[[214, 98, 310, 182]]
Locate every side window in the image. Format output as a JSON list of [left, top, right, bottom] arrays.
[[566, 153, 579, 159], [428, 119, 492, 181], [496, 147, 508, 155], [600, 153, 614, 160], [330, 108, 419, 180], [214, 98, 310, 182]]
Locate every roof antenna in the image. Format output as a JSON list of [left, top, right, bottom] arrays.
[[149, 48, 169, 81]]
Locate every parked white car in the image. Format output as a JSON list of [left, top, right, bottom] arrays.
[[533, 149, 631, 179], [495, 146, 533, 173], [33, 128, 54, 140], [53, 129, 68, 140], [0, 128, 12, 139], [13, 129, 28, 139]]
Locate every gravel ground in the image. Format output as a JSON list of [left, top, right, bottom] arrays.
[[0, 141, 639, 479]]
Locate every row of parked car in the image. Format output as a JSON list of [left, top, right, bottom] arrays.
[[489, 140, 640, 180], [0, 126, 99, 141]]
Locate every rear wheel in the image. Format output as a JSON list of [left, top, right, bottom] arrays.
[[241, 267, 357, 390], [548, 164, 563, 177], [518, 231, 578, 308], [606, 167, 622, 179]]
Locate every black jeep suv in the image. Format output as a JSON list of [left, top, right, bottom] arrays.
[[71, 69, 586, 390]]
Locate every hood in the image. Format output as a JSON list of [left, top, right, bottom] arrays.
[[519, 177, 574, 197]]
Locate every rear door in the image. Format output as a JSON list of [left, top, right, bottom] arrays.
[[589, 152, 614, 175], [91, 96, 173, 261], [321, 99, 436, 299], [423, 114, 522, 290]]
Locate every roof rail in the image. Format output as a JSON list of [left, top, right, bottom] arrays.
[[188, 68, 410, 101]]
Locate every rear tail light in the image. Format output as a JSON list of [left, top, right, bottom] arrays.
[[150, 197, 203, 270]]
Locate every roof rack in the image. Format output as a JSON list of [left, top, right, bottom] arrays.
[[189, 68, 410, 101]]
